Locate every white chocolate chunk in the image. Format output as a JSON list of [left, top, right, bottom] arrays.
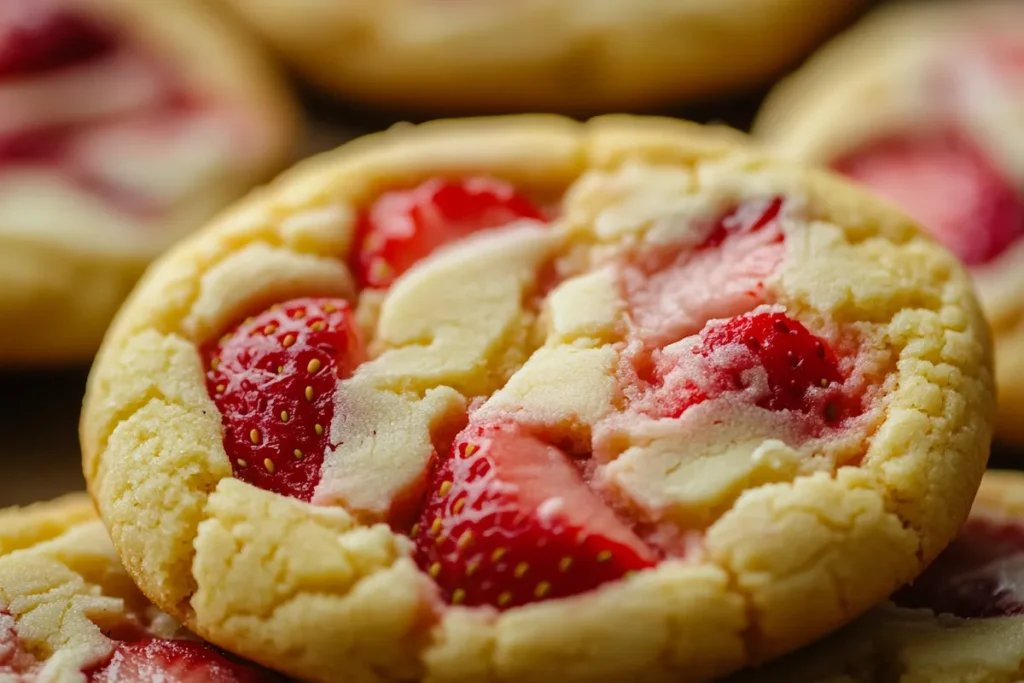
[[596, 404, 813, 527], [314, 377, 466, 521], [479, 344, 620, 442], [545, 268, 623, 344], [372, 224, 559, 397], [564, 163, 725, 246]]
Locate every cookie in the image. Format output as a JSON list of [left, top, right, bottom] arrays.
[[752, 0, 1024, 444], [732, 469, 1024, 683], [0, 0, 299, 365], [80, 115, 994, 683], [219, 0, 865, 113], [0, 494, 284, 681]]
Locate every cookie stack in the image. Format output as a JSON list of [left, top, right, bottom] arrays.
[[1, 1, 1023, 682]]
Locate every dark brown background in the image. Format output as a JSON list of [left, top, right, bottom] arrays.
[[3, 0, 1016, 506]]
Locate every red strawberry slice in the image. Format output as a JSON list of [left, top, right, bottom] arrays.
[[86, 639, 283, 683], [893, 517, 1024, 619], [352, 176, 546, 289], [0, 2, 117, 78], [413, 421, 656, 610], [202, 298, 366, 501], [654, 312, 848, 424], [0, 612, 38, 676], [833, 128, 1024, 266], [703, 196, 784, 248], [973, 31, 1024, 79]]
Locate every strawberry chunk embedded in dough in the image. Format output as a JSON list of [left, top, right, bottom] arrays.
[[0, 2, 116, 77], [703, 196, 783, 247], [622, 197, 786, 349], [413, 422, 656, 610], [202, 298, 366, 501], [893, 517, 1024, 618], [86, 639, 283, 683], [352, 177, 546, 289], [834, 129, 1024, 266], [0, 613, 38, 676], [652, 312, 849, 425]]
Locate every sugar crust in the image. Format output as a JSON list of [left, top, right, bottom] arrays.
[[752, 0, 1024, 443], [220, 0, 865, 112], [80, 115, 994, 682], [0, 0, 300, 364], [730, 470, 1024, 683]]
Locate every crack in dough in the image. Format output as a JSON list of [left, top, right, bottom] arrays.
[[80, 116, 994, 683]]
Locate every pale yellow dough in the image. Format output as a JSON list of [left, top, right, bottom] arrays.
[[219, 0, 865, 112], [730, 470, 1024, 683], [752, 0, 1024, 444], [0, 0, 300, 365], [81, 115, 994, 682], [0, 495, 197, 682]]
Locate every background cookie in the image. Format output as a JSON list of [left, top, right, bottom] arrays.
[[0, 494, 283, 681], [752, 0, 1024, 445], [732, 469, 1024, 683], [80, 116, 993, 683], [0, 0, 300, 366], [218, 0, 866, 113]]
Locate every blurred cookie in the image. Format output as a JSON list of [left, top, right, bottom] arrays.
[[753, 0, 1024, 444], [81, 115, 993, 682], [220, 0, 865, 112], [0, 0, 299, 365], [0, 494, 283, 681], [733, 470, 1024, 683]]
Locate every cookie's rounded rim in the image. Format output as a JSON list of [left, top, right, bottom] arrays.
[[0, 0, 302, 366], [752, 0, 1024, 445], [219, 0, 867, 112], [81, 114, 994, 683], [0, 492, 97, 555]]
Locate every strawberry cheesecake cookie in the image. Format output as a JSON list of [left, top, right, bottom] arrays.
[[733, 469, 1024, 683], [0, 0, 298, 365], [0, 493, 284, 681], [752, 0, 1024, 444], [218, 0, 865, 113], [80, 115, 994, 683]]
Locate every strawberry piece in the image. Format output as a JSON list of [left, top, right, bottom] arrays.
[[893, 517, 1024, 619], [0, 612, 38, 676], [655, 312, 848, 423], [413, 422, 656, 610], [833, 129, 1024, 266], [972, 32, 1024, 78], [202, 298, 366, 501], [0, 3, 117, 78], [352, 177, 546, 289], [86, 639, 282, 683], [703, 196, 784, 248]]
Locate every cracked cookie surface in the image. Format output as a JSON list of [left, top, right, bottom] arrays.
[[0, 0, 299, 365], [218, 0, 864, 113], [752, 0, 1024, 444], [732, 470, 1024, 683], [80, 115, 994, 683], [0, 494, 283, 682]]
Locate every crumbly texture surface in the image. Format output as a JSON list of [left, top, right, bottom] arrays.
[[0, 0, 299, 365], [0, 495, 194, 681], [752, 0, 1024, 443], [730, 470, 1024, 683], [80, 115, 994, 683], [220, 0, 864, 112]]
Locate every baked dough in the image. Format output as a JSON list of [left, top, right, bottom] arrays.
[[0, 494, 281, 681], [81, 115, 994, 683], [0, 0, 299, 365], [753, 0, 1024, 444], [220, 0, 865, 112], [731, 470, 1024, 683]]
